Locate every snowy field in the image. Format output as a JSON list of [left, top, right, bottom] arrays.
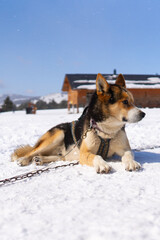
[[0, 108, 160, 240]]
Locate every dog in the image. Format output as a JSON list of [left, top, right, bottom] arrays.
[[11, 73, 145, 173]]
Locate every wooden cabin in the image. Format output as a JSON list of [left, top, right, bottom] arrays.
[[62, 72, 160, 112]]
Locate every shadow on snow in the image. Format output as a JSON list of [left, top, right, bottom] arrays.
[[134, 151, 160, 164]]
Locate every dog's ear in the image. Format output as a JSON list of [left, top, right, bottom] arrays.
[[96, 73, 109, 94], [115, 74, 126, 88]]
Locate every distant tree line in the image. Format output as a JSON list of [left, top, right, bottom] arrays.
[[0, 96, 16, 112], [0, 96, 67, 112]]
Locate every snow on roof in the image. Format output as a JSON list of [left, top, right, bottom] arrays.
[[147, 77, 160, 83], [77, 84, 96, 90], [74, 80, 96, 83], [74, 77, 160, 89]]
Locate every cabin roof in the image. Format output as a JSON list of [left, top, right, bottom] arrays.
[[62, 73, 160, 91]]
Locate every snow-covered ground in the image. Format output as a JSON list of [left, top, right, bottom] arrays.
[[0, 108, 160, 240]]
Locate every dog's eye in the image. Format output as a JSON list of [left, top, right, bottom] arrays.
[[122, 100, 128, 105], [109, 96, 115, 104]]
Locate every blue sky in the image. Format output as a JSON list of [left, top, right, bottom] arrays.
[[0, 0, 160, 96]]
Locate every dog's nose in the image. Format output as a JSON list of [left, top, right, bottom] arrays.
[[140, 111, 146, 119]]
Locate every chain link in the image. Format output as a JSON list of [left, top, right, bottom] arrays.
[[0, 162, 79, 187], [82, 128, 92, 139], [0, 127, 92, 187]]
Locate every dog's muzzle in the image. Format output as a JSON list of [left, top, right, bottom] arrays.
[[125, 109, 146, 123]]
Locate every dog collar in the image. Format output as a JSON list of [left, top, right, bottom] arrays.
[[90, 118, 110, 136]]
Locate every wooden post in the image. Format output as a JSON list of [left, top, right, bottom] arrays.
[[77, 103, 79, 113], [67, 90, 79, 113]]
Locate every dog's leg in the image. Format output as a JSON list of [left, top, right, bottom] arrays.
[[17, 156, 32, 166], [113, 130, 141, 171], [16, 129, 64, 166], [79, 140, 110, 173], [121, 150, 141, 171], [32, 155, 64, 165]]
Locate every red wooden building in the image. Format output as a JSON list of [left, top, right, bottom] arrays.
[[62, 72, 160, 112]]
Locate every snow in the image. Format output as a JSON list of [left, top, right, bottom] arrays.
[[0, 108, 160, 240], [77, 84, 97, 90], [75, 78, 160, 89], [74, 80, 96, 83], [147, 77, 160, 83], [77, 82, 160, 89]]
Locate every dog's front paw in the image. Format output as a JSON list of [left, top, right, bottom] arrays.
[[124, 160, 141, 171], [33, 156, 43, 165], [17, 157, 30, 166], [93, 155, 110, 173], [122, 151, 141, 171]]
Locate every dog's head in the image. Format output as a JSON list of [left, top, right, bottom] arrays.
[[91, 73, 145, 124]]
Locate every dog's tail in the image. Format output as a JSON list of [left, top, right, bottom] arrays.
[[11, 145, 34, 161]]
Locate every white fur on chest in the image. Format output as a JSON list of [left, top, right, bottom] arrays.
[[97, 117, 124, 139], [84, 130, 101, 155]]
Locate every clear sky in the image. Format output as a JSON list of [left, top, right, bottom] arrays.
[[0, 0, 160, 96]]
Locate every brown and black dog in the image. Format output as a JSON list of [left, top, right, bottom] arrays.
[[11, 73, 145, 173]]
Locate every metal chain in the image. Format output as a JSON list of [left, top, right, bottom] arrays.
[[0, 162, 79, 187], [0, 127, 92, 187]]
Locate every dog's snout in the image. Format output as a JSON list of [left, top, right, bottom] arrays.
[[127, 108, 146, 123]]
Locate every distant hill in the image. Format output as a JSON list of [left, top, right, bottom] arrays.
[[0, 94, 39, 106], [0, 93, 67, 107], [38, 92, 68, 104]]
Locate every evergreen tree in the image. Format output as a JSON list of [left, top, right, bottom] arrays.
[[2, 96, 15, 112]]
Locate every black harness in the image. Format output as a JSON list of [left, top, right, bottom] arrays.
[[71, 120, 110, 160], [96, 136, 110, 160]]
